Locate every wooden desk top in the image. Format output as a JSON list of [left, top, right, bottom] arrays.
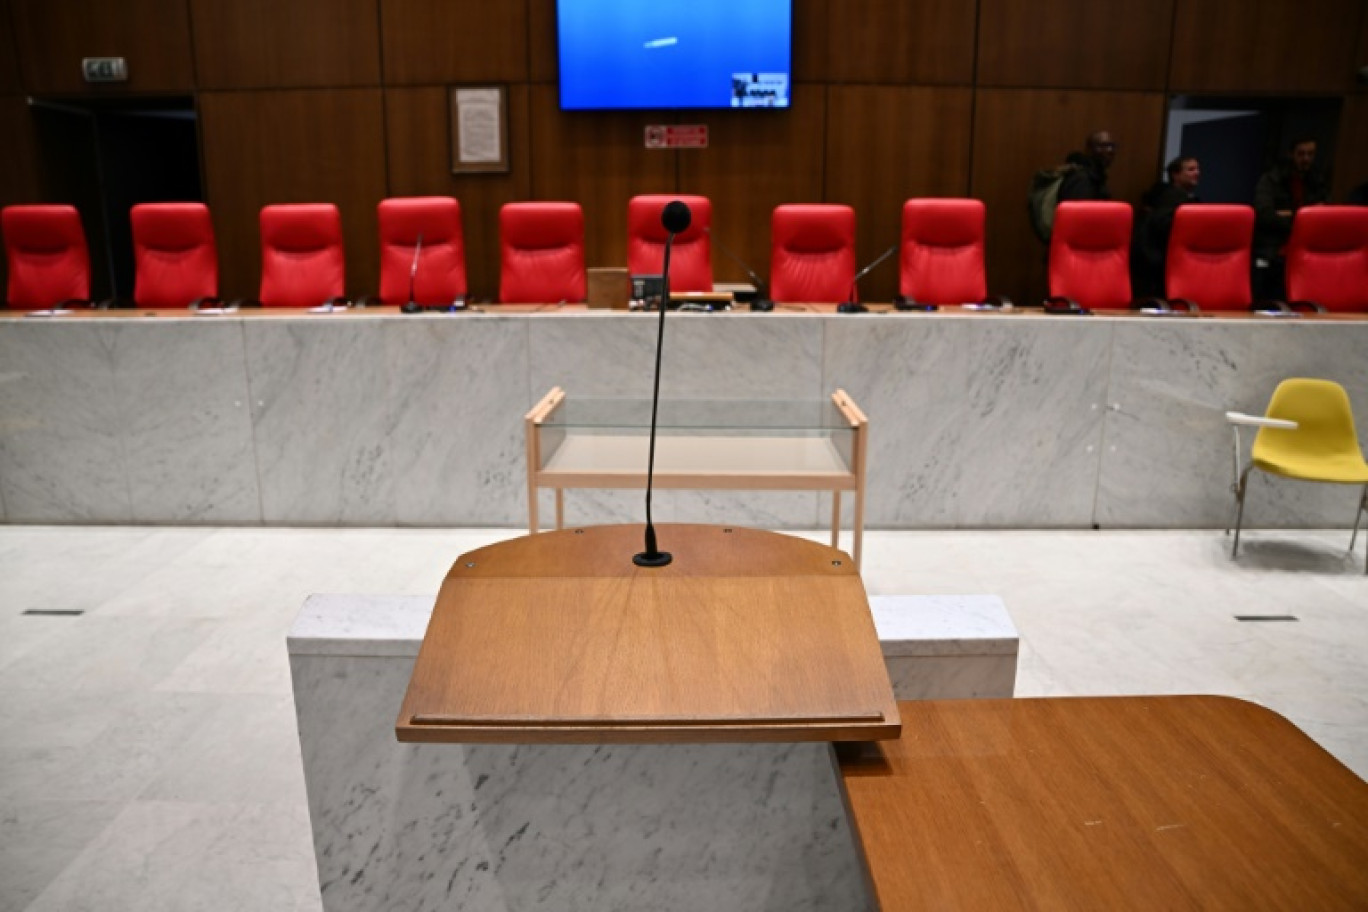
[[840, 696, 1368, 910], [396, 524, 899, 744], [5, 304, 1364, 321]]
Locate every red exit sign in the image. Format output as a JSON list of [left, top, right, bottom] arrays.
[[645, 125, 708, 149]]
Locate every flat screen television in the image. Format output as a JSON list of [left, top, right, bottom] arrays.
[[557, 0, 792, 111]]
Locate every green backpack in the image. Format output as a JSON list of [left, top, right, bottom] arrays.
[[1027, 164, 1080, 243]]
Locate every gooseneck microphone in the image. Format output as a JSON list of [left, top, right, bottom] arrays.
[[634, 199, 691, 568], [703, 226, 773, 312], [840, 244, 897, 313], [407, 232, 424, 308]]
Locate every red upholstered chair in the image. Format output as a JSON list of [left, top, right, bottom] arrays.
[[499, 202, 586, 304], [2, 204, 91, 310], [627, 194, 713, 292], [377, 196, 466, 307], [770, 204, 856, 304], [130, 202, 218, 308], [256, 203, 347, 308], [1048, 201, 1134, 311], [1285, 207, 1368, 313], [1165, 205, 1255, 311], [899, 198, 995, 307]]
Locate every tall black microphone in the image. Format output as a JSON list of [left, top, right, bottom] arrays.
[[703, 226, 773, 312], [840, 244, 897, 313], [634, 199, 691, 568], [408, 232, 424, 308]]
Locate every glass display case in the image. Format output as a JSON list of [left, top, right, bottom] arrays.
[[525, 387, 868, 567]]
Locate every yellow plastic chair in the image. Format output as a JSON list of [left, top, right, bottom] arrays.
[[1226, 378, 1368, 572]]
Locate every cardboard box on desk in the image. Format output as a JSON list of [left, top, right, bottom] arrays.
[[588, 267, 631, 309]]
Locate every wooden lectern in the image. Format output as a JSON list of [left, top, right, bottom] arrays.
[[397, 524, 900, 744]]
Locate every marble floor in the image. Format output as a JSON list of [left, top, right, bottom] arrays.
[[1, 524, 1364, 911]]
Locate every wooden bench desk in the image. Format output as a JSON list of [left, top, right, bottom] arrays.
[[839, 696, 1368, 910]]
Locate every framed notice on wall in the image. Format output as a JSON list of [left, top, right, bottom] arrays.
[[450, 86, 509, 174]]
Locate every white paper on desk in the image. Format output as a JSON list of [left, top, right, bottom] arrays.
[[193, 307, 232, 316], [307, 304, 346, 313], [24, 309, 73, 317], [456, 89, 501, 164]]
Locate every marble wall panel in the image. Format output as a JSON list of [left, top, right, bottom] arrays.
[[1097, 319, 1368, 528], [1095, 320, 1258, 527], [823, 315, 1112, 527], [290, 652, 869, 912], [111, 320, 261, 522], [0, 321, 133, 521], [244, 318, 399, 524], [528, 312, 825, 401], [5, 313, 1365, 529], [383, 317, 530, 525]]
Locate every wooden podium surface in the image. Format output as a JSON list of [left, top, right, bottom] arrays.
[[396, 524, 900, 744], [840, 696, 1368, 910]]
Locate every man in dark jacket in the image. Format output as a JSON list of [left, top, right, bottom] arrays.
[[1058, 130, 1117, 202], [1133, 156, 1200, 297], [1253, 138, 1330, 298]]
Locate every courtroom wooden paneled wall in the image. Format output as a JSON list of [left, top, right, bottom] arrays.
[[2, 0, 1366, 304]]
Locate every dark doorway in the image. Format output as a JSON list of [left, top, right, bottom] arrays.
[[30, 96, 201, 301], [1181, 113, 1265, 205], [1162, 96, 1342, 206]]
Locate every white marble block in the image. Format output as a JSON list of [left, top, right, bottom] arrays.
[[871, 594, 1019, 700], [287, 589, 1018, 911], [289, 596, 869, 911]]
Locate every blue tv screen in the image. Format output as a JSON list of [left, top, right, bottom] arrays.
[[557, 0, 792, 111]]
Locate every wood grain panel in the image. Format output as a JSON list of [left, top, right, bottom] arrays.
[[398, 525, 899, 744], [841, 697, 1368, 909], [527, 86, 677, 272], [1334, 95, 1368, 201], [385, 86, 533, 301], [199, 90, 388, 299], [0, 0, 21, 93], [970, 89, 1166, 305], [1360, 2, 1368, 70], [977, 0, 1175, 90], [1169, 0, 1364, 93], [826, 86, 974, 302], [10, 0, 195, 94], [794, 0, 831, 85], [528, 0, 557, 84], [826, 0, 975, 86], [677, 86, 827, 288], [381, 0, 529, 85], [190, 0, 380, 89]]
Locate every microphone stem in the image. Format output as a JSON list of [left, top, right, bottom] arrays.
[[642, 234, 672, 548]]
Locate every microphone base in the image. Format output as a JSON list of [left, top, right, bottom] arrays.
[[837, 301, 869, 314], [633, 550, 673, 568]]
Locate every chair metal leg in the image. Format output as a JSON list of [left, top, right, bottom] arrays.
[[1230, 466, 1253, 559], [1351, 483, 1368, 575], [1225, 423, 1244, 538]]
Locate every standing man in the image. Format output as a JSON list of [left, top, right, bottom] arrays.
[[1058, 130, 1117, 201], [1254, 138, 1330, 298]]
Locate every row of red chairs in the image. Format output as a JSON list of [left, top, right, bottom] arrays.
[[4, 197, 1366, 311], [1051, 201, 1368, 313]]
